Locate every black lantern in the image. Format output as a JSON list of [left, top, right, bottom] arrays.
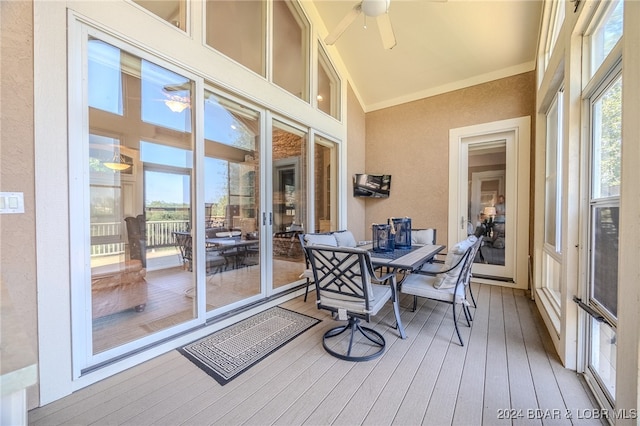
[[389, 217, 412, 249], [372, 224, 395, 252]]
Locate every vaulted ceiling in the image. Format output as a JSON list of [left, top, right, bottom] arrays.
[[311, 0, 544, 112]]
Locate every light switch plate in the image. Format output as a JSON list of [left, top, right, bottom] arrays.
[[0, 192, 25, 214]]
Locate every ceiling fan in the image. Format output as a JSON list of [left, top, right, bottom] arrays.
[[324, 0, 397, 50]]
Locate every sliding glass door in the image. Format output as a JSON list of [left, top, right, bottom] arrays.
[[313, 135, 337, 233], [271, 120, 307, 292], [202, 91, 262, 312], [87, 36, 197, 356], [75, 27, 341, 375]]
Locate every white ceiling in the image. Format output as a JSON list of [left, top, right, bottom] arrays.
[[311, 0, 544, 112]]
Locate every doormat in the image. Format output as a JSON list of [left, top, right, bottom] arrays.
[[178, 306, 321, 385]]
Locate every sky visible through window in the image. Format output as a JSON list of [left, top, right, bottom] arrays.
[[88, 38, 257, 206]]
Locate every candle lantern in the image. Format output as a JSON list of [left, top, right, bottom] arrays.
[[389, 217, 412, 249], [372, 224, 395, 253]]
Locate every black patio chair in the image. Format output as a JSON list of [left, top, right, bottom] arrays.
[[401, 236, 482, 346], [305, 245, 407, 361]]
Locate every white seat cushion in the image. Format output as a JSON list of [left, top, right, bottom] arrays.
[[299, 268, 314, 279], [216, 230, 242, 238], [334, 230, 358, 248], [320, 283, 391, 315], [411, 229, 435, 245], [433, 235, 477, 289], [304, 233, 338, 247], [401, 273, 466, 304]]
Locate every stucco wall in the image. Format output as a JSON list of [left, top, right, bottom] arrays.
[[345, 83, 367, 242], [364, 72, 536, 245], [1, 0, 39, 408]]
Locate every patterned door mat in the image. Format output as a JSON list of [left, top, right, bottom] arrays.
[[179, 306, 321, 385]]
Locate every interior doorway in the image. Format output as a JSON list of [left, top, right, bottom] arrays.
[[449, 117, 530, 288]]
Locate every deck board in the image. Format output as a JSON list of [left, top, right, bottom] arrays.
[[451, 282, 489, 425], [502, 287, 543, 426], [29, 284, 605, 426], [481, 285, 512, 425]]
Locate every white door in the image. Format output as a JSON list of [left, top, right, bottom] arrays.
[[449, 117, 530, 288]]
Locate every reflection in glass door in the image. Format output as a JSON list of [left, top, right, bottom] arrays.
[[314, 135, 337, 233], [87, 36, 196, 355], [202, 91, 262, 312], [271, 121, 307, 291], [468, 144, 507, 269]]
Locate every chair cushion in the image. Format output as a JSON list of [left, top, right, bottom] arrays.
[[401, 273, 466, 304], [411, 229, 435, 245], [433, 235, 477, 289], [216, 230, 242, 238], [304, 233, 338, 247], [299, 268, 314, 279], [334, 230, 358, 248], [320, 283, 390, 315]]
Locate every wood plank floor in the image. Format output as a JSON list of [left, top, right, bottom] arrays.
[[29, 283, 605, 426]]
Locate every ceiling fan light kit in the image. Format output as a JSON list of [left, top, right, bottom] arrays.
[[361, 0, 390, 17], [325, 0, 396, 49]]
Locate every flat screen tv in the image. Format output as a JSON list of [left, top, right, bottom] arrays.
[[353, 174, 391, 198]]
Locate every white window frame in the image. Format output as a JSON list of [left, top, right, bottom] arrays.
[[578, 0, 624, 410]]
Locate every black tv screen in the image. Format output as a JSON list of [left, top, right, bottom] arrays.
[[353, 174, 391, 198]]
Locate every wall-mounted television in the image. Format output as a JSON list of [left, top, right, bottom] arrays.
[[353, 174, 391, 198]]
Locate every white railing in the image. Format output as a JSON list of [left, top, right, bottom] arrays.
[[90, 220, 190, 256]]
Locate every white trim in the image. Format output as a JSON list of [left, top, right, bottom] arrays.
[[449, 116, 530, 289], [615, 0, 640, 412], [35, 1, 73, 404], [368, 61, 536, 113]]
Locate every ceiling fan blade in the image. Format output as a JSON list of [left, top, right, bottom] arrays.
[[324, 3, 363, 46], [377, 13, 396, 49]]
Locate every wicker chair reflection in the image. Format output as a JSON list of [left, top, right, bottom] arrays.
[[401, 236, 482, 346], [304, 245, 407, 361]]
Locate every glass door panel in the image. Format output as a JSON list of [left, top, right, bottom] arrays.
[[88, 37, 196, 354], [466, 140, 512, 278], [314, 136, 337, 233], [271, 121, 307, 290], [203, 91, 262, 311]]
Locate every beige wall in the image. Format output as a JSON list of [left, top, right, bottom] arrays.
[[0, 0, 39, 408], [364, 72, 536, 245], [345, 83, 367, 242]]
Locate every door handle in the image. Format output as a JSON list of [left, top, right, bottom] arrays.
[[572, 296, 613, 328], [262, 212, 266, 226], [269, 212, 273, 225], [461, 216, 465, 230]]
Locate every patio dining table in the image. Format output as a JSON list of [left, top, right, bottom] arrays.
[[363, 243, 445, 283], [205, 237, 259, 269]]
